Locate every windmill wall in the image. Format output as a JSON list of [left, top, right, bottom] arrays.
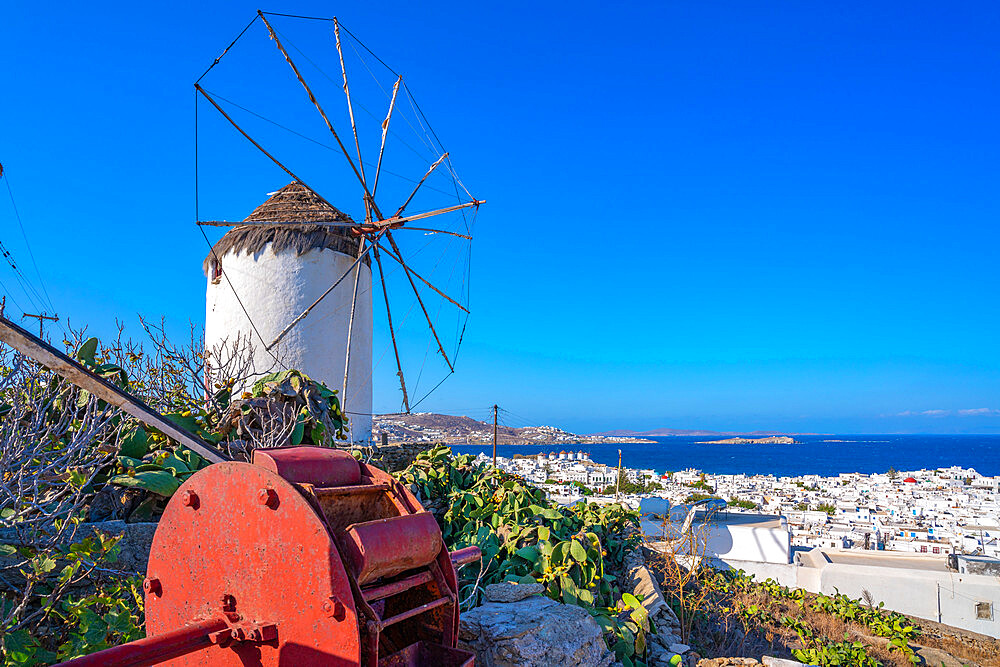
[[205, 244, 373, 445]]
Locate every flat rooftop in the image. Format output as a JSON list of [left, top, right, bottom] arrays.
[[814, 550, 950, 572], [640, 512, 785, 537]]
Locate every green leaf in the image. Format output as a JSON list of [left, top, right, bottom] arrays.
[[119, 425, 148, 458], [515, 545, 540, 563], [162, 413, 198, 433], [570, 540, 587, 562], [33, 555, 57, 574], [158, 453, 190, 475], [110, 471, 181, 497], [622, 592, 641, 609], [180, 448, 205, 471], [290, 414, 305, 446], [76, 338, 99, 365]]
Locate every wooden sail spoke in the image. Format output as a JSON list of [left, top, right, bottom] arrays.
[[374, 240, 469, 314], [359, 200, 483, 234], [334, 18, 369, 221], [373, 245, 410, 413], [342, 235, 367, 414], [372, 76, 402, 199], [389, 227, 472, 240], [257, 11, 384, 221], [385, 230, 453, 372], [195, 85, 338, 214], [395, 153, 449, 218], [195, 221, 472, 240]]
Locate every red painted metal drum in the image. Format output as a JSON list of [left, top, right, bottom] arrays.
[[145, 461, 361, 665]]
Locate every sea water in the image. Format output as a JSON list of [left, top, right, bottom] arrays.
[[452, 434, 1000, 478]]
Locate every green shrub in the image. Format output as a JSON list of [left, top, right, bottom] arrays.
[[396, 445, 651, 666]]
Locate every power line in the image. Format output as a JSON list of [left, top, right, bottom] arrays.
[[3, 174, 55, 313]]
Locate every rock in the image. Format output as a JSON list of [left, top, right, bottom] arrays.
[[762, 657, 805, 667], [626, 564, 668, 619], [646, 641, 681, 667], [697, 659, 762, 667], [460, 595, 613, 667], [669, 643, 691, 654], [483, 581, 545, 603]]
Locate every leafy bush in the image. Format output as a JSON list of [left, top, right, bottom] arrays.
[[1, 529, 143, 664], [396, 446, 651, 666]]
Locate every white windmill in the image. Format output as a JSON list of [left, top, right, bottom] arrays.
[[196, 12, 481, 445]]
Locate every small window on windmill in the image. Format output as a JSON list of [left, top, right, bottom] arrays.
[[210, 259, 222, 284], [976, 601, 993, 620]]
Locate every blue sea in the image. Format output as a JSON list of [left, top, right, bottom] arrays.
[[452, 435, 1000, 478]]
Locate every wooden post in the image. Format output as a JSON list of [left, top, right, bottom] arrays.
[[22, 312, 58, 338], [492, 404, 498, 468]]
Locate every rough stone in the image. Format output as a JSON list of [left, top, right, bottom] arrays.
[[626, 564, 668, 619], [459, 595, 613, 667], [483, 581, 545, 603], [697, 659, 762, 667], [761, 657, 805, 667], [670, 643, 691, 654], [646, 641, 681, 667]]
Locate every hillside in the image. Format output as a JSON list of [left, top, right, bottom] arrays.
[[373, 412, 655, 446]]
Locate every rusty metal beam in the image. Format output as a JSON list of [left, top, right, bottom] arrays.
[[55, 617, 228, 667], [0, 316, 229, 464]]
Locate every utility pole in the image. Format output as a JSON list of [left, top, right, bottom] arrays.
[[492, 404, 498, 468], [0, 296, 5, 317], [615, 449, 622, 501], [22, 312, 58, 338]]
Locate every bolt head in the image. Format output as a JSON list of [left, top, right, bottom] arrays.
[[324, 596, 346, 620], [143, 577, 162, 597], [181, 490, 199, 508], [258, 488, 278, 508]]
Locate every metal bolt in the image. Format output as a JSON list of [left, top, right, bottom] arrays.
[[181, 490, 199, 509], [323, 596, 345, 620], [258, 488, 278, 509], [143, 577, 162, 597]]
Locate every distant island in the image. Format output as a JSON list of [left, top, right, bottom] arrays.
[[699, 436, 798, 445], [593, 428, 819, 438]]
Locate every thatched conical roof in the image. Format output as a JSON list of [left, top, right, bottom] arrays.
[[203, 182, 366, 273]]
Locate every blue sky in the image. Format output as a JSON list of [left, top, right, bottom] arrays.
[[1, 2, 998, 434]]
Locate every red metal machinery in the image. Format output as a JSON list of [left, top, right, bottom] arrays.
[[57, 446, 481, 667]]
